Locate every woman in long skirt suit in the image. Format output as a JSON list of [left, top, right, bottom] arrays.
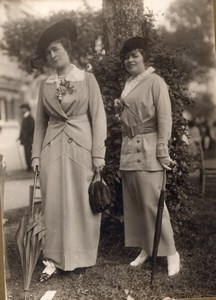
[[31, 19, 107, 281], [118, 37, 180, 276]]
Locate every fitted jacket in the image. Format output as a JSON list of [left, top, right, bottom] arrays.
[[32, 70, 107, 160], [120, 68, 172, 171]]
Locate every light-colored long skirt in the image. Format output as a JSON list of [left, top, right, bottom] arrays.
[[40, 131, 101, 271], [122, 170, 176, 256]]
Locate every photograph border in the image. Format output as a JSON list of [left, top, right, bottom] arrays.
[[0, 1, 216, 299]]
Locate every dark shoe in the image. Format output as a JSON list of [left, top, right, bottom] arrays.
[[39, 260, 58, 282]]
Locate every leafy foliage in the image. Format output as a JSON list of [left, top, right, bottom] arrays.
[[159, 0, 215, 70], [93, 54, 125, 215], [158, 0, 216, 122]]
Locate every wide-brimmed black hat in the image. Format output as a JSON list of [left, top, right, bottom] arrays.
[[36, 18, 77, 59], [120, 37, 146, 59]]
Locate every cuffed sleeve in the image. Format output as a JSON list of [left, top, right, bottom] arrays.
[[156, 143, 170, 158], [152, 76, 172, 158], [92, 157, 105, 168], [87, 73, 107, 159]]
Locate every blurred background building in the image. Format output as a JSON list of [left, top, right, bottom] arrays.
[[0, 0, 41, 123], [0, 0, 41, 170]]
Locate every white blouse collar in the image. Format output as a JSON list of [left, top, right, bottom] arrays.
[[46, 64, 85, 84], [121, 66, 155, 99]]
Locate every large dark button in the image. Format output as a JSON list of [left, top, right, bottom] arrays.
[[137, 149, 141, 153], [137, 159, 141, 163], [136, 140, 140, 143], [68, 137, 73, 143]]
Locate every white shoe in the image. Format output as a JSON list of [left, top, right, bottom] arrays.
[[40, 260, 57, 282], [167, 251, 180, 276], [130, 250, 148, 267]]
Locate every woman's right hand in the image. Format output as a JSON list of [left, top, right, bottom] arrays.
[[31, 157, 40, 173], [158, 156, 172, 170]]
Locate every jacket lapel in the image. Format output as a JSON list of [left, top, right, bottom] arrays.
[[44, 83, 68, 120], [123, 76, 150, 101]]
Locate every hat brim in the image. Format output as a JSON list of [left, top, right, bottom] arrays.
[[120, 37, 146, 59], [36, 18, 77, 59]]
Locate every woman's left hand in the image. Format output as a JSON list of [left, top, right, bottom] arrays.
[[92, 157, 105, 173], [158, 156, 173, 170]]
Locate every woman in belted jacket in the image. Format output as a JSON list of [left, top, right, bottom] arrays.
[[31, 19, 107, 282], [118, 37, 180, 276]]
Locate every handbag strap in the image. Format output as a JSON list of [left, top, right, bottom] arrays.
[[92, 170, 102, 183], [30, 167, 39, 217]]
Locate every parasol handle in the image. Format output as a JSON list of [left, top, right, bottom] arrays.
[[30, 166, 39, 217], [162, 169, 166, 190]]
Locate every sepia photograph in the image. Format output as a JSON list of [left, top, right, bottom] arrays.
[[0, 0, 216, 299]]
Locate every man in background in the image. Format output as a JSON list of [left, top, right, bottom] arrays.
[[17, 103, 35, 171]]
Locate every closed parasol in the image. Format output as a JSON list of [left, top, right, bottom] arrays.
[[16, 168, 46, 299], [150, 169, 167, 286]]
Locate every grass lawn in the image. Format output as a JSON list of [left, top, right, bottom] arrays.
[[4, 146, 216, 299]]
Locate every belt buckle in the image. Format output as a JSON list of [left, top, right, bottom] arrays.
[[122, 122, 136, 138], [128, 126, 135, 138]]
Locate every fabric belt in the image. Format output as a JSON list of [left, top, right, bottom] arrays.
[[49, 113, 89, 125], [121, 122, 156, 138]]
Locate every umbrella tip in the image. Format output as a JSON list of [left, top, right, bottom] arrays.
[[24, 290, 28, 300], [150, 276, 154, 288]]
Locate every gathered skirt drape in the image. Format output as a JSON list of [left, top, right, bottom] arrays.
[[40, 131, 101, 271], [122, 170, 176, 256]]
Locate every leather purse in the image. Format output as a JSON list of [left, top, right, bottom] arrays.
[[88, 171, 111, 214]]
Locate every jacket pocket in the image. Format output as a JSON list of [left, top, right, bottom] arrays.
[[121, 136, 133, 154], [121, 134, 145, 154]]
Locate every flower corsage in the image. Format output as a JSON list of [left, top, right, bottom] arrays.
[[56, 79, 76, 102], [114, 98, 129, 119]]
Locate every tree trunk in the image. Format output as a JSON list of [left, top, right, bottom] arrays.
[[102, 0, 144, 54]]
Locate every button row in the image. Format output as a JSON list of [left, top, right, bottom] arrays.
[[136, 139, 141, 162]]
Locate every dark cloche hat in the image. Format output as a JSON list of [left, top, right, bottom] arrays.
[[20, 103, 31, 110], [120, 37, 146, 59], [36, 18, 77, 59]]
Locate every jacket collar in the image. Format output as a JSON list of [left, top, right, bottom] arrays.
[[121, 66, 155, 99], [23, 111, 30, 118], [46, 64, 85, 84]]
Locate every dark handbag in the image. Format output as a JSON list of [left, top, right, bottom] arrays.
[[88, 171, 111, 214]]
